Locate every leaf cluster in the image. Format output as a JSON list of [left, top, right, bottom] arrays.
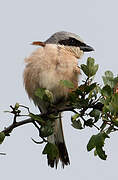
[[68, 58, 118, 160], [1, 57, 118, 165]]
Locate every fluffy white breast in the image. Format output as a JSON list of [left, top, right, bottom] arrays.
[[24, 44, 80, 104]]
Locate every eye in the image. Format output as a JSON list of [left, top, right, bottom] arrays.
[[69, 38, 75, 45], [68, 38, 78, 46]]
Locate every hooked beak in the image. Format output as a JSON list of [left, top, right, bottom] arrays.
[[31, 41, 45, 47], [80, 44, 94, 52]]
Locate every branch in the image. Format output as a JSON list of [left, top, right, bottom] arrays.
[[1, 98, 104, 137], [2, 118, 33, 136], [2, 104, 74, 136]]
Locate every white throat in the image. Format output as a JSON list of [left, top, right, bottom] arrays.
[[58, 45, 84, 59]]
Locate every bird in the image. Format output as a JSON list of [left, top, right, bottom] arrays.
[[23, 31, 94, 168]]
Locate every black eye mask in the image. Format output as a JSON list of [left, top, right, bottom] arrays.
[[58, 38, 94, 52]]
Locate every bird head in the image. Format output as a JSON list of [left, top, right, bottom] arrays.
[[45, 31, 94, 52], [32, 31, 94, 58]]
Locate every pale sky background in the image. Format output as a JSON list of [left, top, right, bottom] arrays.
[[0, 0, 118, 179]]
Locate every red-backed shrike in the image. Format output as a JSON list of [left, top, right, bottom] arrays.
[[24, 31, 94, 168]]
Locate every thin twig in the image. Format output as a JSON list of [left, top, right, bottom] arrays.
[[93, 124, 100, 130], [19, 104, 30, 113], [32, 121, 40, 136], [31, 138, 44, 144]]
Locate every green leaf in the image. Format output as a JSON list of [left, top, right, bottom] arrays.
[[101, 96, 111, 106], [105, 71, 114, 78], [29, 113, 45, 124], [102, 71, 114, 88], [96, 147, 107, 160], [101, 85, 112, 97], [87, 57, 99, 77], [102, 76, 107, 86], [81, 58, 98, 77], [112, 93, 118, 104], [89, 65, 98, 77], [113, 77, 118, 86], [87, 135, 96, 151], [89, 109, 100, 122], [74, 98, 89, 109], [40, 120, 54, 137], [107, 103, 115, 115], [81, 64, 89, 76], [74, 88, 83, 96], [45, 90, 54, 102], [84, 119, 93, 127], [42, 143, 59, 161], [71, 119, 83, 129], [87, 57, 95, 68], [15, 103, 19, 110], [71, 113, 80, 121], [35, 88, 54, 103], [60, 80, 74, 89], [35, 88, 46, 100], [110, 93, 118, 114], [103, 105, 110, 114], [85, 83, 97, 94], [95, 132, 109, 147], [93, 64, 99, 75], [87, 132, 109, 160], [0, 132, 5, 144]]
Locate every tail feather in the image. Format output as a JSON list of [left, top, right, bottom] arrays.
[[57, 142, 70, 168], [47, 113, 70, 168]]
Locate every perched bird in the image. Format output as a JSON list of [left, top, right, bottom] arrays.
[[23, 31, 94, 168]]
